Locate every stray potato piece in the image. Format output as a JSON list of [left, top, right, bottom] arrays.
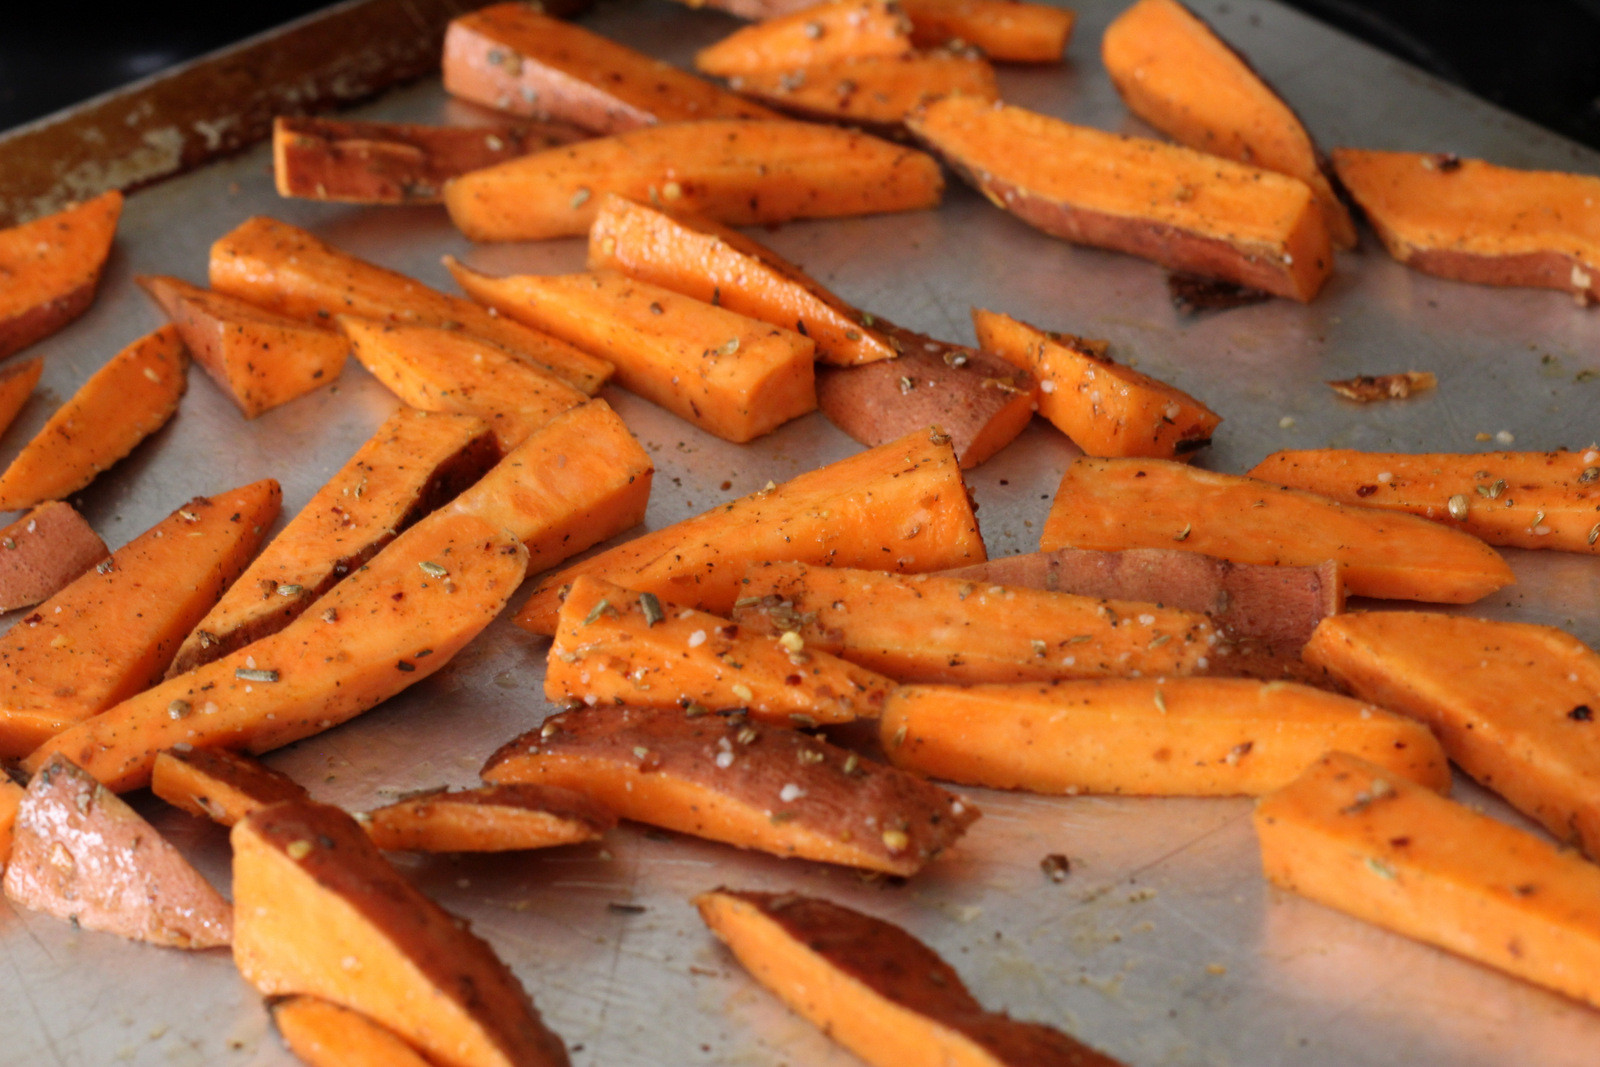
[[169, 409, 497, 677], [4, 754, 232, 947], [907, 96, 1333, 302], [233, 801, 571, 1067], [0, 501, 109, 612], [1326, 371, 1436, 403], [549, 575, 894, 725], [0, 325, 189, 510], [484, 705, 979, 875], [696, 0, 914, 78], [1305, 611, 1600, 858], [1256, 751, 1600, 1010], [0, 355, 42, 436], [1333, 148, 1600, 304], [697, 889, 1124, 1067], [359, 783, 615, 852], [0, 191, 122, 361], [272, 995, 436, 1067], [137, 274, 347, 418], [729, 52, 999, 130], [0, 481, 281, 758], [900, 0, 1075, 62], [152, 748, 309, 827], [516, 427, 985, 634]]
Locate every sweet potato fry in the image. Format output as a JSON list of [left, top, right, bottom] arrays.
[[233, 801, 571, 1067], [4, 754, 232, 947], [1041, 457, 1514, 603], [696, 0, 914, 78], [0, 501, 109, 612], [0, 191, 121, 361], [0, 480, 281, 758], [151, 747, 309, 826], [1256, 751, 1600, 1011], [514, 427, 984, 634], [483, 705, 978, 875], [444, 119, 945, 241], [696, 889, 1123, 1067], [0, 325, 189, 510], [169, 409, 497, 676], [900, 0, 1075, 62], [881, 678, 1449, 796], [272, 996, 436, 1067], [209, 217, 611, 394], [1249, 447, 1600, 555], [727, 52, 998, 129], [0, 355, 42, 435], [359, 783, 615, 852], [448, 263, 817, 443], [907, 96, 1334, 302], [26, 511, 527, 792], [1305, 611, 1600, 858], [0, 771, 23, 873]]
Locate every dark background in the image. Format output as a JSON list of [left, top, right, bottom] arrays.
[[3, 1, 1599, 150]]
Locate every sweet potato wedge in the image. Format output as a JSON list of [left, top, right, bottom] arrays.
[[0, 355, 42, 436], [0, 480, 281, 758], [971, 307, 1219, 459], [0, 191, 121, 361], [881, 678, 1449, 796], [727, 52, 998, 130], [696, 889, 1123, 1067], [444, 4, 777, 132], [272, 996, 436, 1067], [1041, 457, 1514, 603], [1102, 0, 1356, 249], [444, 119, 945, 241], [209, 217, 611, 394], [1305, 611, 1600, 858], [359, 783, 615, 852], [0, 770, 23, 873], [483, 705, 978, 875], [168, 409, 497, 677], [233, 800, 571, 1067], [26, 511, 527, 792], [338, 317, 589, 451], [1256, 751, 1600, 1011], [3, 754, 232, 947], [900, 0, 1075, 62], [0, 501, 109, 612], [588, 194, 895, 366], [151, 747, 309, 826], [137, 274, 347, 419], [514, 426, 985, 634], [0, 325, 189, 510], [448, 263, 818, 443], [1249, 447, 1600, 555], [907, 96, 1334, 302], [696, 0, 914, 78], [1332, 148, 1600, 303], [548, 575, 894, 725]]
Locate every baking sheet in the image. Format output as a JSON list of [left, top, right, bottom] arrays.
[[4, 1, 1600, 1064]]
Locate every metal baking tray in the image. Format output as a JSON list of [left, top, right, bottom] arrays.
[[4, 1, 1599, 1064]]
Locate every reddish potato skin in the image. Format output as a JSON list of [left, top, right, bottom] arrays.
[[0, 191, 122, 361], [0, 502, 109, 612]]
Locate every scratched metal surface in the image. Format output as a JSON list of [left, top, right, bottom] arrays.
[[3, 0, 1600, 1064]]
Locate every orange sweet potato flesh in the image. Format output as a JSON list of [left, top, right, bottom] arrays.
[[0, 480, 281, 758], [549, 575, 894, 725], [588, 194, 897, 366], [0, 191, 121, 361], [1332, 148, 1600, 303], [1102, 0, 1356, 249], [26, 511, 527, 792], [881, 678, 1448, 796], [448, 263, 817, 443], [0, 772, 21, 873], [484, 705, 978, 875], [1250, 448, 1600, 555], [272, 996, 436, 1067], [0, 501, 109, 612], [445, 4, 776, 132], [900, 0, 1075, 62], [169, 409, 498, 677], [444, 119, 945, 242], [338, 317, 589, 451], [151, 747, 309, 826], [209, 217, 611, 394], [4, 754, 232, 947], [1305, 611, 1600, 859], [1255, 751, 1600, 1011], [907, 96, 1333, 302], [696, 0, 914, 78], [696, 889, 1123, 1067], [515, 427, 985, 634], [138, 274, 347, 418], [0, 325, 189, 510], [728, 52, 998, 130], [359, 783, 615, 852], [233, 801, 571, 1067], [972, 307, 1219, 460], [0, 355, 42, 434], [1041, 457, 1514, 603]]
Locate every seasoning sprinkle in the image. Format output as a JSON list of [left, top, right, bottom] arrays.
[[1174, 523, 1192, 542], [1040, 854, 1071, 883], [736, 725, 758, 745], [276, 583, 303, 597], [1153, 689, 1168, 713], [683, 701, 710, 718], [1446, 494, 1469, 520], [167, 700, 192, 720], [842, 753, 860, 776], [418, 561, 449, 579], [236, 668, 280, 683], [881, 829, 910, 852], [1590, 522, 1600, 546], [1581, 467, 1600, 484], [570, 187, 591, 208], [638, 591, 664, 627], [891, 724, 907, 747], [583, 598, 613, 625], [1365, 856, 1397, 880], [96, 559, 115, 574], [286, 839, 314, 860]]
